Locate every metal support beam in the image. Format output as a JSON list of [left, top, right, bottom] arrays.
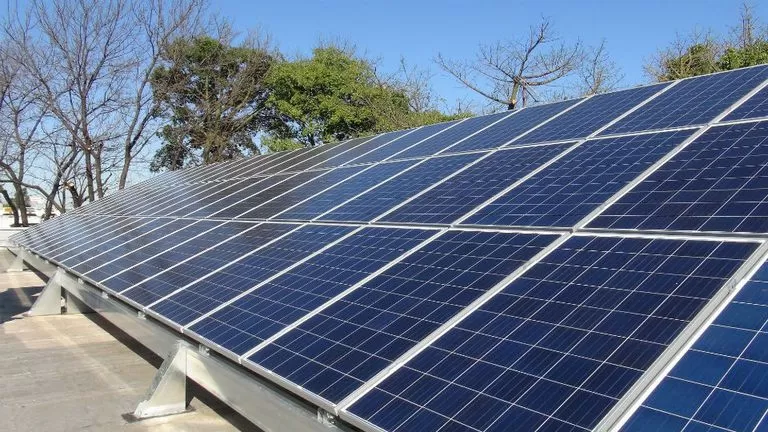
[[16, 251, 346, 432], [64, 290, 93, 314], [132, 341, 191, 420]]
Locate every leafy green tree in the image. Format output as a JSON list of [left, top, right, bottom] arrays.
[[263, 47, 463, 150], [648, 5, 768, 81], [719, 41, 768, 69], [149, 35, 276, 171], [265, 47, 392, 146]]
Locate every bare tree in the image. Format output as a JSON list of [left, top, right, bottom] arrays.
[[729, 2, 767, 48], [116, 0, 205, 189], [1, 0, 206, 212], [436, 18, 582, 110], [577, 40, 624, 96]]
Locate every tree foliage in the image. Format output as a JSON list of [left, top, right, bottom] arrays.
[[149, 34, 276, 171], [647, 4, 768, 81], [262, 46, 463, 151]]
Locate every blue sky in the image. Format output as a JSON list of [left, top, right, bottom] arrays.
[[217, 0, 767, 110]]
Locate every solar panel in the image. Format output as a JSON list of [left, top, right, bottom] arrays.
[[346, 121, 459, 165], [12, 66, 768, 432], [278, 137, 375, 173], [588, 121, 768, 233], [237, 165, 368, 220], [379, 144, 573, 225], [724, 83, 768, 121], [347, 236, 757, 432], [58, 218, 173, 268], [445, 100, 579, 153], [100, 221, 259, 293], [187, 226, 437, 355], [463, 130, 695, 228], [603, 65, 768, 135], [274, 160, 418, 221], [246, 231, 558, 403], [515, 83, 668, 144], [318, 153, 483, 222], [45, 217, 151, 261], [212, 170, 329, 219], [621, 259, 768, 432], [391, 112, 510, 159], [142, 224, 355, 324], [116, 222, 299, 308], [450, 99, 579, 152], [296, 131, 409, 170], [185, 175, 294, 218], [22, 216, 119, 255], [83, 219, 222, 283]]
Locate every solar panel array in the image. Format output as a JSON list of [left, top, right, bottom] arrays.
[[11, 65, 768, 432]]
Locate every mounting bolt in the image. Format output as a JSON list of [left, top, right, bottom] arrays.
[[101, 291, 109, 300], [198, 345, 210, 356], [317, 408, 337, 426], [137, 311, 146, 320], [78, 278, 84, 285]]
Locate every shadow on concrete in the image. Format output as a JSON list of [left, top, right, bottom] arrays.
[[0, 284, 44, 323]]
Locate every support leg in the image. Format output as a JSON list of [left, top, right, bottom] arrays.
[[27, 273, 63, 316], [7, 251, 27, 273], [131, 341, 191, 420]]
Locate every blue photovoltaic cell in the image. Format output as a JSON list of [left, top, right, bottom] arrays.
[[83, 220, 222, 284], [349, 236, 757, 432], [274, 160, 418, 221], [48, 218, 158, 264], [604, 65, 768, 135], [589, 121, 768, 233], [185, 176, 283, 218], [279, 137, 371, 173], [346, 122, 458, 166], [464, 130, 695, 228], [100, 221, 257, 293], [162, 179, 245, 217], [305, 131, 409, 169], [236, 165, 367, 220], [319, 153, 483, 223], [393, 112, 510, 160], [147, 224, 355, 325], [622, 260, 768, 432], [215, 170, 328, 219], [246, 231, 558, 403], [61, 218, 189, 270], [23, 216, 122, 256], [258, 145, 334, 175], [188, 227, 436, 355], [724, 84, 768, 121], [450, 100, 580, 153], [118, 223, 297, 307], [381, 144, 572, 225], [515, 83, 668, 145]]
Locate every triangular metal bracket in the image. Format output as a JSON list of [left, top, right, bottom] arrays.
[[7, 250, 27, 273], [130, 341, 192, 420], [27, 271, 64, 316]]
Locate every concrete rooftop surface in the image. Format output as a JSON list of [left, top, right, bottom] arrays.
[[0, 249, 259, 432]]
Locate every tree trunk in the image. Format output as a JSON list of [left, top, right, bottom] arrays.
[[93, 148, 104, 199], [13, 183, 29, 226], [84, 151, 96, 201], [118, 150, 132, 189], [0, 188, 20, 227]]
